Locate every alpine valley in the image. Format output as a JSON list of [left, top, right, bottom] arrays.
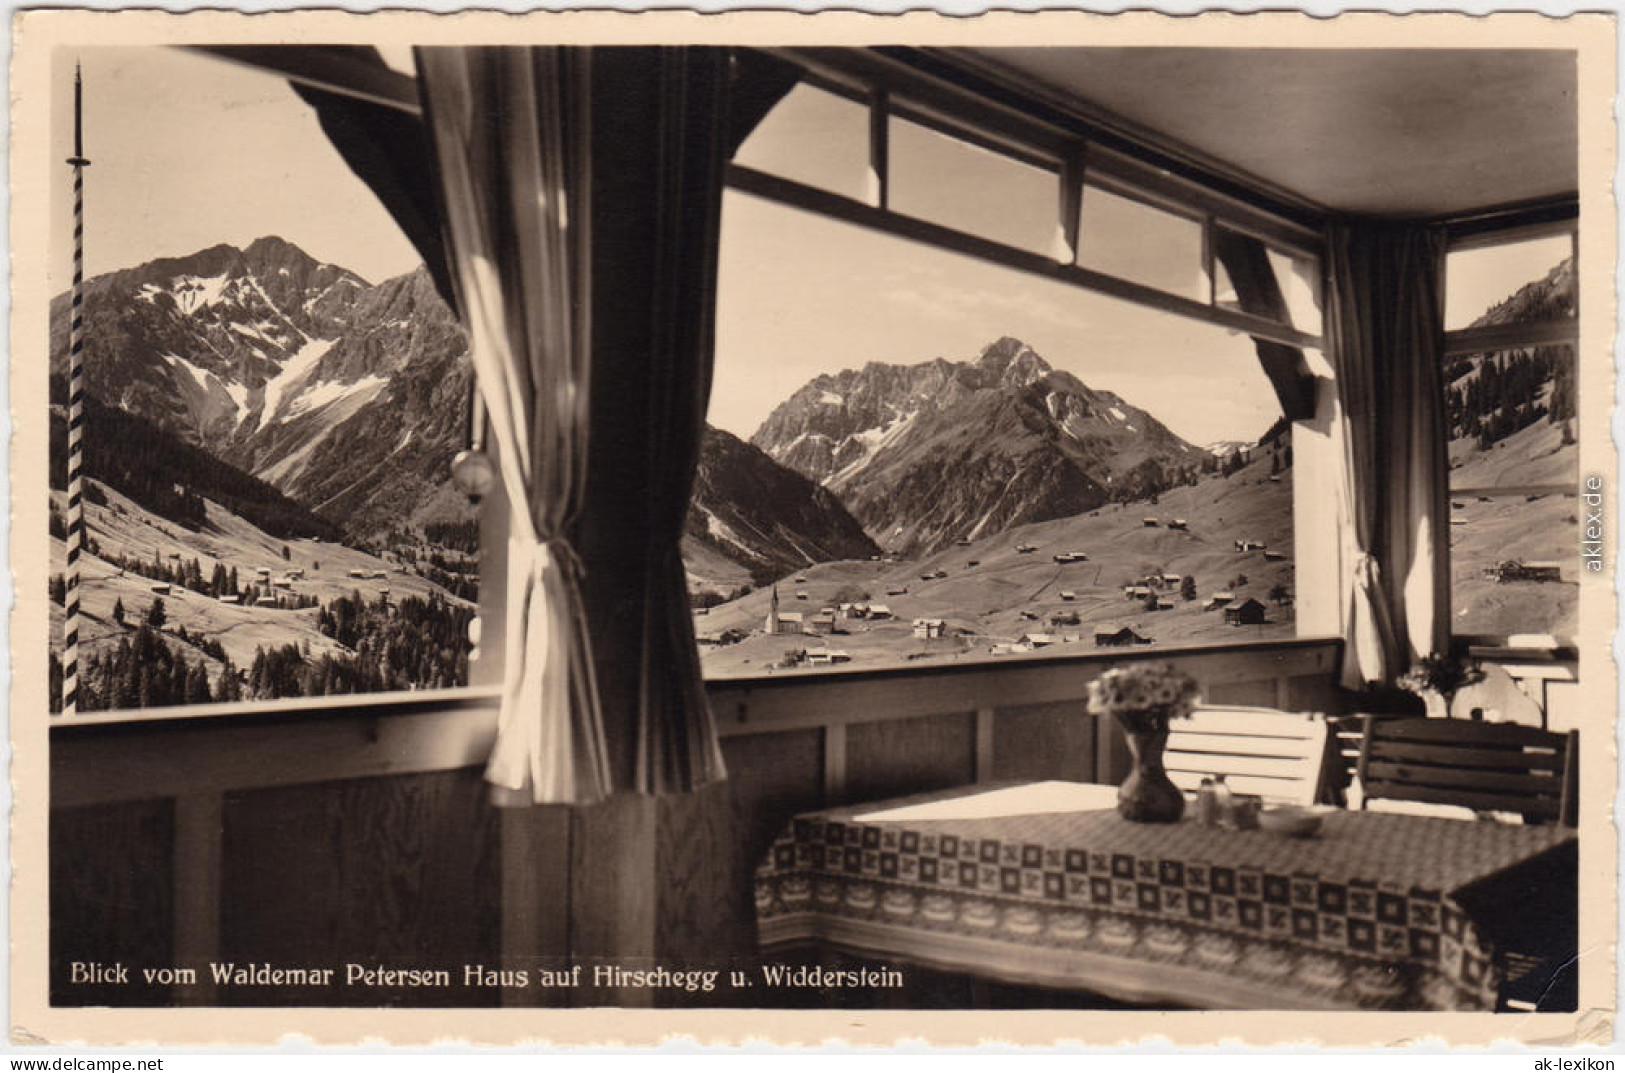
[[46, 237, 878, 709]]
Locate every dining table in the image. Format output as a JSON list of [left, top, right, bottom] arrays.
[[753, 781, 1578, 1011]]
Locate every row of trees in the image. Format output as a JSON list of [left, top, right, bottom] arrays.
[[1445, 346, 1576, 450], [47, 618, 247, 713], [48, 377, 344, 541], [48, 584, 474, 712]]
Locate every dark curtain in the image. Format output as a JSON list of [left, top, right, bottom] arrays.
[[292, 73, 455, 305], [296, 46, 797, 798], [1324, 223, 1450, 688], [578, 48, 796, 794]]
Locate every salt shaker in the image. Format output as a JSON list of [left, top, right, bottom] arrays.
[[1196, 777, 1218, 827]]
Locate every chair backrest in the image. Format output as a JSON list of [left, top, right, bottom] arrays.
[[1356, 716, 1578, 825], [1164, 706, 1332, 805]]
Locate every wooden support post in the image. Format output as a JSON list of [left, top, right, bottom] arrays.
[[974, 707, 996, 782], [823, 722, 848, 802], [171, 793, 221, 1005], [1056, 148, 1084, 264], [867, 88, 889, 210]]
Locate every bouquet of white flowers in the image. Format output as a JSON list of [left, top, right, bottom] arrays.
[[1086, 662, 1201, 734]]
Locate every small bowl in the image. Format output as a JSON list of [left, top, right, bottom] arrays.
[[1257, 806, 1323, 838]]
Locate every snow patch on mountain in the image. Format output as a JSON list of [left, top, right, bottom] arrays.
[[286, 373, 388, 420], [258, 337, 333, 432], [830, 409, 917, 486], [170, 273, 230, 314]]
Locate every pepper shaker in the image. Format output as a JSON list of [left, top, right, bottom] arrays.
[[1196, 777, 1218, 827], [1212, 774, 1234, 827]]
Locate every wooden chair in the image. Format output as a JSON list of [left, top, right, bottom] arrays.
[[1164, 706, 1333, 805], [1355, 716, 1578, 826], [1357, 717, 1580, 1009]]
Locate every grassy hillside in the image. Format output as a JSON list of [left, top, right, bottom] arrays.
[[698, 448, 1295, 677], [48, 479, 473, 708], [1448, 492, 1577, 637]]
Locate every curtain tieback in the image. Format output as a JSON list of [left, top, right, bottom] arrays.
[[527, 533, 586, 585], [486, 529, 610, 805]]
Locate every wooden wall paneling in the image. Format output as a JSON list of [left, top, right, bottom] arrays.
[[1286, 672, 1351, 716], [217, 769, 500, 1006], [845, 712, 976, 803], [1204, 678, 1278, 707], [52, 702, 498, 808], [499, 805, 572, 1007], [50, 800, 174, 1006], [1097, 710, 1130, 785], [655, 780, 756, 1005], [720, 729, 823, 894], [823, 723, 848, 803], [990, 702, 1099, 784], [709, 639, 1341, 737], [568, 793, 658, 1007]]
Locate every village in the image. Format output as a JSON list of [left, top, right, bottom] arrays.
[[47, 476, 478, 707], [693, 452, 1304, 677]]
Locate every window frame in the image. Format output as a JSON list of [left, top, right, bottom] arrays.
[[81, 44, 1344, 718], [728, 49, 1326, 354], [47, 46, 503, 723], [712, 48, 1337, 675], [1439, 214, 1580, 647]]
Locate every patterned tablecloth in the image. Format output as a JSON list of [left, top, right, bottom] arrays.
[[754, 782, 1577, 1010]]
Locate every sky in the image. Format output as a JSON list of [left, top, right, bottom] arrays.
[[48, 50, 1568, 449], [49, 48, 421, 289], [714, 83, 1289, 446]]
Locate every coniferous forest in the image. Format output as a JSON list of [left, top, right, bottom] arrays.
[[48, 379, 479, 714], [49, 376, 344, 542], [1444, 345, 1576, 449], [48, 590, 473, 714]]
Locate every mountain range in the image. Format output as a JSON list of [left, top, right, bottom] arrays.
[[48, 236, 471, 539], [48, 238, 873, 581], [751, 336, 1204, 555]]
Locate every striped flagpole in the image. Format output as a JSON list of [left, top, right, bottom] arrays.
[[63, 62, 90, 716]]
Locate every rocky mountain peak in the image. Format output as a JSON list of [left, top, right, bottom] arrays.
[[751, 336, 1201, 555]]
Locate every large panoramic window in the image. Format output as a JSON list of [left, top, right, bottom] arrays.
[[46, 49, 481, 713], [1443, 227, 1578, 640], [696, 79, 1307, 677]]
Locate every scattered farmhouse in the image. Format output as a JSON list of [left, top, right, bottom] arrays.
[[1485, 560, 1562, 583], [1224, 597, 1268, 626], [1095, 626, 1153, 647]]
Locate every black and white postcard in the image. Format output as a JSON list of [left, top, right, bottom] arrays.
[[9, 8, 1618, 1048]]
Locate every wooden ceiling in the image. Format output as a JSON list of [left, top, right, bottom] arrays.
[[971, 48, 1577, 219]]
